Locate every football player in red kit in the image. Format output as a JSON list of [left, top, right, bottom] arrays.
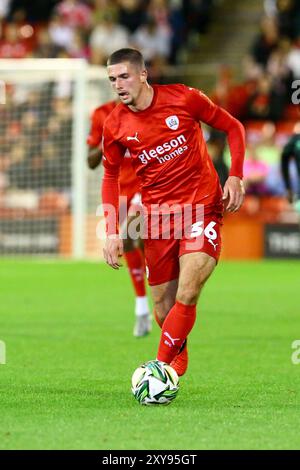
[[101, 48, 245, 376], [87, 99, 151, 337]]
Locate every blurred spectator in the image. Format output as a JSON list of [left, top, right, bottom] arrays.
[[0, 0, 12, 20], [89, 11, 129, 65], [0, 171, 8, 206], [48, 13, 74, 50], [286, 34, 300, 78], [265, 0, 300, 38], [118, 0, 147, 34], [34, 27, 61, 58], [210, 65, 256, 120], [91, 0, 119, 26], [250, 16, 279, 67], [139, 0, 173, 66], [243, 144, 270, 195], [281, 121, 300, 202], [55, 0, 92, 29], [0, 22, 32, 58], [254, 122, 287, 195], [1, 82, 73, 194], [266, 37, 293, 99], [245, 72, 286, 121], [67, 29, 90, 59], [255, 122, 279, 164], [131, 15, 171, 65], [147, 0, 170, 30], [168, 0, 185, 64], [6, 143, 29, 189], [276, 0, 300, 39], [264, 0, 278, 17]]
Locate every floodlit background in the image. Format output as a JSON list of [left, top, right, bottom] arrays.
[[0, 0, 299, 450]]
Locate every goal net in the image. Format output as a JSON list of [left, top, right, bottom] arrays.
[[0, 59, 112, 258]]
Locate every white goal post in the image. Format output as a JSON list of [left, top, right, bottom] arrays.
[[0, 59, 113, 258]]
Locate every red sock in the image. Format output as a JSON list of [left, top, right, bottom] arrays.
[[124, 248, 146, 297], [154, 309, 164, 329], [157, 301, 196, 364]]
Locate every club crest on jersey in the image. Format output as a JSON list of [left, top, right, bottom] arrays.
[[165, 115, 179, 130]]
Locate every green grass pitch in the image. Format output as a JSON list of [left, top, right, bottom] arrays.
[[0, 259, 299, 450]]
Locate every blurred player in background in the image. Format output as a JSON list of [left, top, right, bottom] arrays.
[[87, 99, 151, 337], [101, 48, 245, 378], [281, 122, 300, 207]]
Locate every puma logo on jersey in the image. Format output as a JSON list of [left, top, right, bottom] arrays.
[[208, 239, 218, 251], [127, 132, 140, 143], [163, 331, 181, 347]]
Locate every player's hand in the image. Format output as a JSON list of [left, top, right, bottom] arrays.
[[103, 235, 123, 269], [222, 176, 245, 212]]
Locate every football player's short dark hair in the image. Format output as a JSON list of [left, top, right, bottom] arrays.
[[107, 48, 145, 69]]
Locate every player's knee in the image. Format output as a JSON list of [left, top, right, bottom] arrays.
[[176, 279, 206, 304], [176, 288, 199, 305]]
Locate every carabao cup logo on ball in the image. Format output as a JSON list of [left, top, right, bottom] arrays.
[[165, 115, 179, 130]]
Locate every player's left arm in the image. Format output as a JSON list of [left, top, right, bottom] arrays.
[[186, 87, 246, 212], [203, 101, 245, 213]]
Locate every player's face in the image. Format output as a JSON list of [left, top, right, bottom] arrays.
[[107, 62, 147, 106]]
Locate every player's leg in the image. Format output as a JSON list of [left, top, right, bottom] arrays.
[[150, 278, 178, 327], [166, 209, 222, 374], [150, 278, 189, 377], [144, 232, 179, 328], [156, 252, 216, 365], [170, 253, 215, 376], [122, 214, 151, 337], [143, 228, 190, 375], [177, 251, 216, 304]]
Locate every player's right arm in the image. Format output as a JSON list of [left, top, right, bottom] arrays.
[[101, 123, 125, 269]]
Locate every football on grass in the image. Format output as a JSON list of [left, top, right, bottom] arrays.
[[131, 360, 179, 405]]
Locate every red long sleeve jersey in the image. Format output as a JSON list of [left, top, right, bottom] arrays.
[[87, 100, 140, 200], [102, 84, 245, 231]]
